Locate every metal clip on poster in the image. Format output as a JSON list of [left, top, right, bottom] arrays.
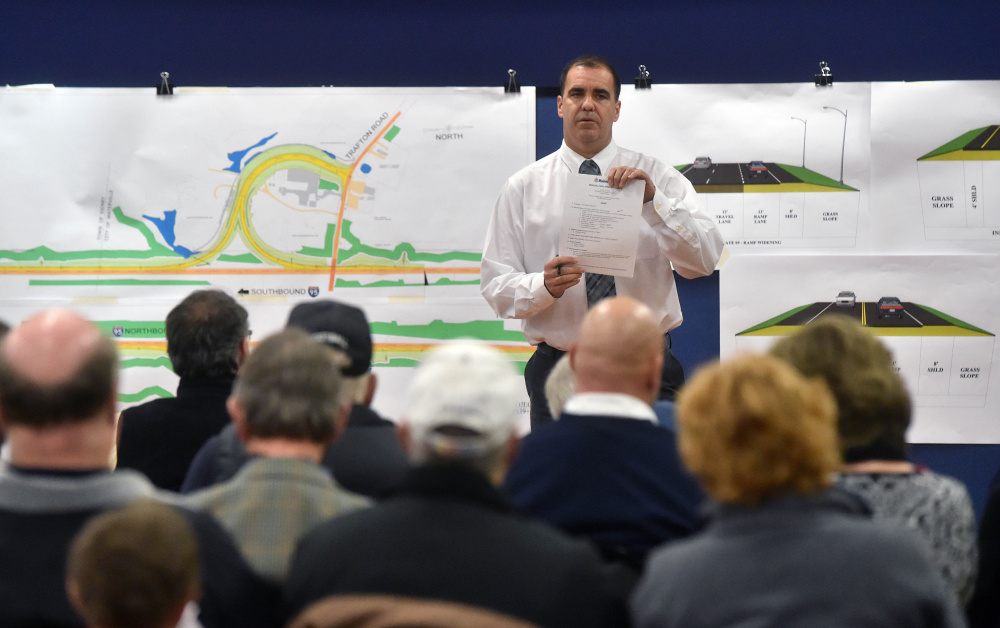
[[634, 65, 651, 89], [504, 69, 520, 93], [814, 61, 834, 87], [157, 71, 174, 95]]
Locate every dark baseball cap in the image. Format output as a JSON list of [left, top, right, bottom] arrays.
[[285, 300, 373, 377]]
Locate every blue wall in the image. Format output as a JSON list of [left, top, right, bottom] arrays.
[[4, 0, 999, 516]]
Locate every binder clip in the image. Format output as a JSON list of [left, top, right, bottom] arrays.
[[634, 65, 651, 89], [814, 61, 833, 87], [504, 69, 520, 94], [157, 71, 174, 95]]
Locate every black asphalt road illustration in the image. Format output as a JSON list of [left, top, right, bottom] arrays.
[[966, 125, 1000, 151], [775, 302, 950, 329], [680, 162, 802, 186]]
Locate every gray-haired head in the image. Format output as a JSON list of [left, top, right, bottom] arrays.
[[232, 328, 344, 443]]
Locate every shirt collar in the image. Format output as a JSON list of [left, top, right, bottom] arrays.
[[559, 140, 618, 175], [562, 392, 657, 424]]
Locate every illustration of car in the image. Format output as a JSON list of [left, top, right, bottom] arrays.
[[877, 296, 905, 319], [836, 291, 856, 307], [693, 156, 712, 169], [748, 160, 767, 172]]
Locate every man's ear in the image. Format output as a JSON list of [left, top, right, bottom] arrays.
[[396, 420, 411, 455], [332, 397, 352, 441], [362, 372, 377, 406], [613, 99, 621, 122], [226, 396, 251, 443], [556, 95, 564, 118], [503, 431, 520, 467], [237, 336, 250, 367], [65, 579, 86, 620]]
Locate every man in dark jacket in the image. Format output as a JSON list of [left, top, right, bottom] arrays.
[[0, 308, 274, 628], [117, 289, 249, 491], [282, 341, 634, 628], [182, 299, 409, 498]]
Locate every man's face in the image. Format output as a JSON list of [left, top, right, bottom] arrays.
[[557, 64, 620, 158]]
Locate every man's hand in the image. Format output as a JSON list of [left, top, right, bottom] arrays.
[[606, 166, 655, 203], [544, 255, 584, 298]]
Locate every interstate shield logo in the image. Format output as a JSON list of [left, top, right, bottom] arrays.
[[308, 286, 320, 298], [112, 326, 124, 337]]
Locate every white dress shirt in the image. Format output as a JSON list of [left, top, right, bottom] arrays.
[[481, 140, 724, 350]]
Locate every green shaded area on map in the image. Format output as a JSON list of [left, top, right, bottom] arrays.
[[384, 126, 401, 142], [0, 207, 178, 262], [370, 319, 524, 342], [299, 220, 481, 265], [218, 253, 264, 264], [918, 304, 994, 335], [121, 357, 174, 370], [119, 386, 175, 403], [777, 163, 857, 191], [334, 278, 479, 288], [30, 279, 210, 286], [319, 179, 340, 191], [920, 127, 990, 160]]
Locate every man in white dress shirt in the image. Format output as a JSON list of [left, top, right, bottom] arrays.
[[480, 54, 723, 427]]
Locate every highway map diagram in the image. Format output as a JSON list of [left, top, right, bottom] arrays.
[[0, 87, 536, 419]]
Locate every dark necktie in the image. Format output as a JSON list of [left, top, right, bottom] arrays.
[[578, 159, 616, 307]]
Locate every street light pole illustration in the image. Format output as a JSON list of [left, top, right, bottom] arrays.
[[823, 106, 847, 184], [791, 116, 807, 168]]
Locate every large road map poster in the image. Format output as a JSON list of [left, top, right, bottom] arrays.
[[0, 86, 536, 422]]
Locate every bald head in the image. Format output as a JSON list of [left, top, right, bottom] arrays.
[[0, 308, 118, 427], [569, 297, 664, 404]]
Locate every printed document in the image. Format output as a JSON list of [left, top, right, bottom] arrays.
[[559, 172, 643, 277]]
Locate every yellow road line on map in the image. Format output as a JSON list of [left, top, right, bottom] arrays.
[[982, 126, 1000, 149]]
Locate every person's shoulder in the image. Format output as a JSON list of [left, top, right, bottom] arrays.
[[120, 396, 175, 423], [505, 150, 561, 183]]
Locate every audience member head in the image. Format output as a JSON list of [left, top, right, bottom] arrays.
[[570, 296, 664, 405], [228, 328, 347, 453], [768, 315, 911, 462], [166, 289, 249, 379], [66, 500, 200, 628], [559, 54, 622, 100], [286, 299, 376, 406], [0, 308, 118, 429], [545, 354, 575, 417], [676, 353, 839, 507], [402, 341, 521, 480]]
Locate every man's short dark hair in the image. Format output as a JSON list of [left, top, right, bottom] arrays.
[[233, 328, 344, 443], [0, 332, 118, 428], [166, 290, 249, 379], [559, 54, 621, 101]]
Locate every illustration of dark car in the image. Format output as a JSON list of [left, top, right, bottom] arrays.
[[747, 161, 769, 179], [836, 291, 856, 307], [877, 296, 905, 319]]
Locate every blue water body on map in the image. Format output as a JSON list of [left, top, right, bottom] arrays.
[[324, 150, 337, 160], [361, 163, 372, 174], [225, 132, 278, 173], [143, 210, 195, 258]]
